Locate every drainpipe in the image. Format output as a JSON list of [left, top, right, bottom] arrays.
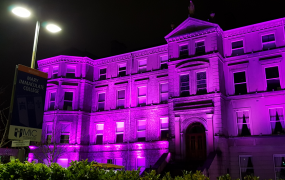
[[127, 53, 133, 170]]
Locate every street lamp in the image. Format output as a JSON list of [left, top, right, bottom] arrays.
[[11, 6, 61, 69]]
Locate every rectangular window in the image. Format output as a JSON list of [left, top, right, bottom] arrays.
[[57, 158, 69, 168], [98, 93, 105, 111], [46, 124, 52, 143], [42, 68, 49, 76], [269, 108, 285, 134], [160, 117, 169, 140], [137, 158, 146, 173], [107, 159, 113, 164], [63, 92, 73, 110], [137, 120, 146, 141], [99, 68, 107, 80], [118, 64, 126, 77], [52, 66, 58, 79], [138, 60, 147, 73], [180, 74, 189, 97], [160, 83, 168, 103], [231, 40, 244, 56], [239, 156, 254, 179], [96, 124, 104, 144], [60, 124, 71, 144], [116, 122, 124, 143], [138, 86, 147, 106], [66, 65, 76, 78], [274, 155, 285, 180], [197, 72, 207, 94], [195, 41, 205, 55], [236, 111, 251, 136], [234, 71, 247, 95], [265, 66, 281, 91], [49, 92, 56, 110], [262, 34, 276, 50], [180, 45, 188, 57], [115, 158, 123, 166], [160, 56, 168, 69], [117, 90, 125, 108]]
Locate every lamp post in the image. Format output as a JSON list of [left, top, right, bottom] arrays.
[[11, 6, 61, 69]]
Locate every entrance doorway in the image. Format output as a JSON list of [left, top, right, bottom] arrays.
[[186, 122, 206, 161]]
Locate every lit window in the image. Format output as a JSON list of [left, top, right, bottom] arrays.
[[262, 34, 276, 50], [160, 56, 168, 69], [98, 93, 105, 111], [49, 92, 56, 110], [231, 40, 244, 56], [137, 158, 146, 173], [265, 66, 281, 91], [236, 111, 251, 136], [138, 60, 147, 73], [99, 68, 107, 80], [160, 83, 168, 103], [195, 41, 205, 55], [52, 66, 58, 79], [269, 108, 284, 134], [180, 74, 189, 97], [115, 158, 123, 166], [46, 124, 53, 143], [234, 71, 247, 95], [274, 155, 285, 180], [197, 72, 207, 94], [57, 158, 69, 168], [66, 65, 76, 78], [180, 45, 188, 57], [137, 120, 146, 141], [63, 92, 73, 110], [138, 86, 147, 106], [239, 156, 254, 179], [96, 124, 104, 144], [117, 90, 125, 108], [118, 64, 126, 77], [116, 122, 124, 143], [60, 124, 71, 144], [160, 117, 169, 140]]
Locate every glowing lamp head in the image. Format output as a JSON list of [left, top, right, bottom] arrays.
[[12, 7, 31, 18], [46, 24, 61, 33]]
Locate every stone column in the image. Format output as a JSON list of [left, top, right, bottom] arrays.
[[206, 113, 214, 154], [174, 116, 181, 158]]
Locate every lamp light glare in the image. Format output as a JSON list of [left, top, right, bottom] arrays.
[[46, 24, 61, 33], [12, 7, 31, 18]]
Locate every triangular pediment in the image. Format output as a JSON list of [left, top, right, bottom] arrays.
[[165, 17, 219, 39]]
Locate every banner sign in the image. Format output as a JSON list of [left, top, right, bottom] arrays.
[[12, 140, 30, 147], [8, 64, 47, 142]]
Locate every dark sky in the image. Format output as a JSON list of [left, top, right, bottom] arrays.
[[0, 0, 284, 107]]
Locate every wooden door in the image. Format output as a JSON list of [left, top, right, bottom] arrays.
[[186, 132, 206, 160]]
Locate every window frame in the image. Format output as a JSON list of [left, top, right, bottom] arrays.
[[66, 65, 76, 78], [179, 44, 189, 58], [160, 55, 168, 69], [160, 83, 169, 103], [180, 73, 190, 97], [118, 63, 127, 77], [48, 91, 56, 110], [117, 89, 126, 109], [52, 66, 59, 79], [235, 109, 251, 136], [116, 121, 124, 143], [231, 39, 245, 56], [63, 91, 74, 111], [99, 68, 107, 80], [97, 92, 106, 111], [269, 107, 285, 134], [264, 65, 281, 91], [261, 33, 276, 50], [95, 124, 104, 145], [60, 123, 71, 144], [137, 120, 146, 141], [138, 59, 147, 73], [195, 40, 206, 55], [239, 155, 254, 180], [233, 70, 248, 95], [137, 86, 147, 106], [160, 117, 169, 140], [196, 71, 207, 94], [46, 123, 53, 143], [273, 154, 285, 180]]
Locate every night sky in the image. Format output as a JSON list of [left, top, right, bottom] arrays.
[[0, 0, 284, 108]]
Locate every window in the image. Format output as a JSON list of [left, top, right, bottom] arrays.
[[138, 86, 147, 106], [195, 41, 205, 55], [115, 158, 123, 166], [96, 124, 104, 144], [46, 124, 52, 143], [160, 56, 168, 69], [274, 155, 285, 180], [180, 45, 188, 57], [269, 108, 285, 134], [118, 64, 126, 77], [262, 34, 276, 50], [137, 158, 146, 173], [137, 120, 146, 141], [234, 72, 247, 95], [197, 72, 207, 94], [49, 92, 56, 110], [265, 66, 281, 91], [239, 156, 254, 179], [117, 90, 125, 108], [160, 83, 168, 103], [98, 93, 105, 111], [160, 117, 169, 140], [116, 122, 124, 143], [107, 159, 113, 164], [180, 75, 189, 97], [99, 68, 107, 80], [138, 60, 147, 73], [236, 111, 251, 136], [60, 124, 71, 144], [57, 158, 68, 168], [231, 40, 244, 56], [52, 66, 58, 79], [66, 65, 75, 78], [63, 92, 73, 110], [42, 68, 49, 76]]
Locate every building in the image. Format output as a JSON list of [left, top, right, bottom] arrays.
[[30, 16, 285, 179]]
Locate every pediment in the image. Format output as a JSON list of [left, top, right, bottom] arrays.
[[165, 17, 219, 39]]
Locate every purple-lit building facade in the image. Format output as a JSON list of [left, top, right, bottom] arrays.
[[31, 17, 285, 179]]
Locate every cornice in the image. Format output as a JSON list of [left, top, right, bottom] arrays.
[[132, 45, 168, 58], [38, 56, 94, 67]]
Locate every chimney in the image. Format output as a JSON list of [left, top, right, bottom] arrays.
[[188, 0, 195, 17]]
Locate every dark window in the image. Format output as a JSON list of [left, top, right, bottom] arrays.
[[60, 124, 70, 144], [234, 72, 247, 95], [98, 93, 105, 111], [116, 134, 123, 143], [49, 92, 56, 110], [117, 90, 125, 108], [231, 41, 244, 56], [160, 56, 168, 69], [63, 92, 73, 110], [180, 45, 189, 58], [262, 34, 276, 50], [96, 135, 103, 144], [60, 135, 69, 143], [46, 135, 52, 143], [195, 41, 205, 55], [197, 72, 207, 94], [138, 60, 147, 73], [265, 67, 281, 91], [52, 66, 58, 79], [66, 66, 75, 78], [107, 159, 113, 164], [100, 68, 107, 80], [118, 64, 126, 77], [180, 75, 189, 96]]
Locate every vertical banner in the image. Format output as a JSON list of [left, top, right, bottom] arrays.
[[8, 64, 47, 142]]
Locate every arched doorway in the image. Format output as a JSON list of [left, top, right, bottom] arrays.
[[186, 122, 206, 161]]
